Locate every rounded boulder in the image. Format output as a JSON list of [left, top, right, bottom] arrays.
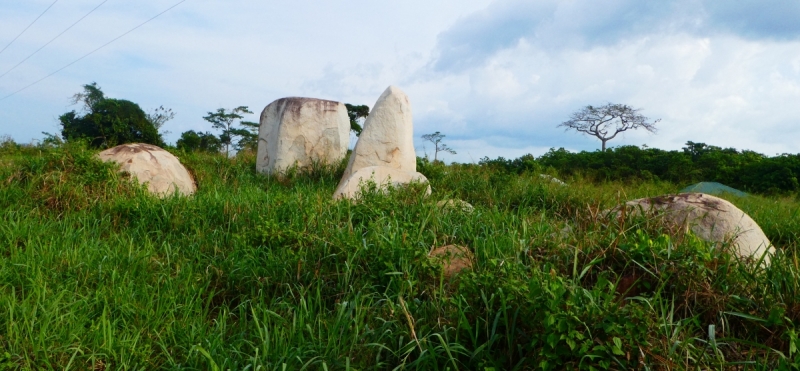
[[616, 193, 775, 266], [97, 143, 196, 197]]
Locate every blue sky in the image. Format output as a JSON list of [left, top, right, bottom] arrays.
[[1, 0, 799, 162]]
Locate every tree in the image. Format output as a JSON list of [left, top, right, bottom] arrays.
[[176, 130, 222, 153], [559, 103, 659, 151], [421, 131, 456, 162], [232, 121, 259, 152], [344, 103, 369, 136], [203, 106, 254, 156], [146, 105, 175, 135], [59, 82, 165, 148]]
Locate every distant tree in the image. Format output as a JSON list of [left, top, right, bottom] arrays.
[[232, 121, 259, 152], [421, 131, 456, 162], [203, 106, 254, 156], [176, 130, 222, 153], [59, 83, 164, 148], [559, 103, 659, 151], [344, 103, 369, 136], [146, 105, 175, 136], [40, 132, 64, 147]]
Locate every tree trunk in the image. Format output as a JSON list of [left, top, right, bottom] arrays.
[[601, 140, 607, 151]]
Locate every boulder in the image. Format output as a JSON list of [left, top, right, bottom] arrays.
[[338, 86, 415, 188], [539, 174, 566, 186], [436, 199, 474, 213], [429, 245, 474, 279], [333, 165, 430, 200], [97, 143, 196, 197], [256, 97, 349, 175], [616, 193, 775, 265]]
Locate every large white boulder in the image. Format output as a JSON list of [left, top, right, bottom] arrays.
[[338, 86, 415, 188], [333, 166, 430, 200], [257, 97, 349, 175], [97, 143, 196, 197], [616, 193, 775, 266]]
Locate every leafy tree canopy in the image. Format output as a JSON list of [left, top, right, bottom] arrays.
[[176, 130, 222, 153], [59, 83, 166, 148], [559, 103, 659, 151], [344, 103, 369, 136], [203, 106, 253, 156]]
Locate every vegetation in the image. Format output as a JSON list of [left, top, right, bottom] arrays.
[[175, 130, 222, 153], [345, 103, 369, 136], [58, 83, 167, 148], [481, 141, 800, 195], [559, 104, 659, 151], [202, 106, 256, 156], [0, 139, 798, 370], [421, 131, 457, 162]]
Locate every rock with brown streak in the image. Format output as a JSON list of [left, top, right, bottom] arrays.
[[257, 97, 349, 175], [97, 143, 196, 197], [615, 193, 775, 266]]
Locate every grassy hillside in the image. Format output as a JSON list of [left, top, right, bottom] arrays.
[[1, 142, 799, 370]]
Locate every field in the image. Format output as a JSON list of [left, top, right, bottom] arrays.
[[1, 142, 799, 370]]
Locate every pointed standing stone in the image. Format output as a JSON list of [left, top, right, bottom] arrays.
[[338, 86, 416, 186]]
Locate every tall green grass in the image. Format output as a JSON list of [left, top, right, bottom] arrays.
[[0, 143, 798, 370]]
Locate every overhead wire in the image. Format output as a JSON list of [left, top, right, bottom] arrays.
[[0, 0, 109, 80], [0, 0, 60, 56], [0, 0, 186, 102]]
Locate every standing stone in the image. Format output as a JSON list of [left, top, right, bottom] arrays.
[[615, 193, 775, 266], [256, 97, 349, 175], [96, 143, 196, 197], [338, 86, 416, 187]]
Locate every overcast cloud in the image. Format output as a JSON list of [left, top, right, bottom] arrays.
[[1, 0, 799, 162]]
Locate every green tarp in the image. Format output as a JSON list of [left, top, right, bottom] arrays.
[[679, 182, 748, 197]]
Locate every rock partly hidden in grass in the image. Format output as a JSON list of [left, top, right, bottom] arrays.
[[256, 97, 349, 175], [615, 192, 775, 266], [96, 143, 196, 198], [539, 173, 567, 186], [333, 165, 430, 200], [429, 244, 474, 280], [436, 199, 474, 213], [338, 86, 416, 189]]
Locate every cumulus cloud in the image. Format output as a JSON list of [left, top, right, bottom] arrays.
[[409, 0, 800, 162], [430, 0, 800, 72]]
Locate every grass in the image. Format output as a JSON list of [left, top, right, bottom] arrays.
[[0, 142, 798, 370]]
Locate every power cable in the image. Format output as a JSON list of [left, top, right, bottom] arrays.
[[0, 0, 186, 102], [0, 0, 109, 80], [0, 0, 60, 56]]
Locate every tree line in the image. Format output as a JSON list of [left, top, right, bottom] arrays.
[[54, 82, 372, 155], [479, 142, 800, 194]]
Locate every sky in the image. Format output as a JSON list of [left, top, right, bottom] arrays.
[[1, 0, 799, 163]]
